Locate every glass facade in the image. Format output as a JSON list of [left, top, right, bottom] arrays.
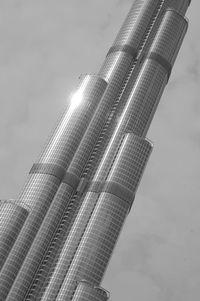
[[52, 135, 151, 300], [2, 75, 107, 301], [0, 201, 29, 271], [0, 1, 191, 300], [22, 1, 165, 299]]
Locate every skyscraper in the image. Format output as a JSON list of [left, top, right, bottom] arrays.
[[0, 0, 191, 300]]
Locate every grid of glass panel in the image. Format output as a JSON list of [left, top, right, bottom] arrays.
[[143, 0, 189, 56], [167, 0, 190, 15], [83, 0, 166, 181], [69, 52, 134, 178], [22, 51, 133, 298], [29, 3, 189, 298], [112, 0, 161, 48], [0, 201, 29, 271], [79, 0, 162, 179], [40, 192, 99, 300], [55, 193, 129, 300], [53, 135, 151, 299], [26, 192, 85, 300], [107, 134, 152, 196], [51, 6, 188, 300], [31, 9, 171, 296], [6, 184, 74, 300], [0, 76, 106, 299], [0, 1, 191, 300], [0, 173, 60, 299], [149, 10, 187, 66], [26, 5, 166, 298], [93, 62, 165, 184], [105, 0, 188, 135], [39, 75, 107, 169], [93, 10, 187, 185], [99, 51, 133, 83]]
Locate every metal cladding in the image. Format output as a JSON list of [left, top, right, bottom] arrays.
[[167, 0, 191, 15], [72, 281, 109, 301], [38, 75, 107, 169], [1, 76, 108, 301], [16, 1, 168, 299], [105, 134, 153, 201], [0, 201, 29, 271], [0, 1, 191, 301], [147, 9, 188, 68], [54, 135, 152, 300], [100, 0, 161, 81], [92, 9, 187, 185]]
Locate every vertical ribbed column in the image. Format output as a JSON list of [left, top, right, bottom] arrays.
[[38, 9, 187, 301], [72, 281, 109, 301], [69, 0, 190, 184], [55, 135, 152, 300], [0, 75, 107, 301], [92, 9, 188, 184], [23, 1, 163, 299], [0, 201, 29, 271], [38, 75, 107, 169], [115, 0, 190, 122], [40, 135, 151, 300], [55, 8, 189, 300], [68, 0, 161, 178], [99, 0, 161, 81]]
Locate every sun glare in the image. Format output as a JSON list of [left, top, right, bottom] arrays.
[[70, 90, 84, 110]]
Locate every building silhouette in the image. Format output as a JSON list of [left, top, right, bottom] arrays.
[[0, 0, 191, 300]]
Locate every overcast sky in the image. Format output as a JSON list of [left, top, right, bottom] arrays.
[[0, 1, 199, 300]]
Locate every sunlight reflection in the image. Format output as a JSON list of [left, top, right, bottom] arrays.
[[70, 90, 84, 109]]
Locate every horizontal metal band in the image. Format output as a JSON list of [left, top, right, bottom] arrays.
[[147, 52, 172, 80], [107, 44, 137, 58], [29, 163, 65, 181], [0, 200, 30, 214], [89, 181, 104, 193], [89, 181, 134, 205], [62, 172, 80, 190], [103, 181, 134, 205]]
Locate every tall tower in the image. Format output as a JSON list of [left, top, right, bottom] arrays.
[[0, 0, 191, 300]]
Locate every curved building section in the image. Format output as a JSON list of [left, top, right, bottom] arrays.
[[72, 281, 109, 301], [99, 0, 161, 82], [24, 2, 164, 299], [167, 0, 191, 15], [39, 191, 101, 300], [40, 135, 151, 300], [35, 9, 188, 301], [5, 185, 74, 301], [0, 173, 61, 300], [0, 1, 191, 301], [147, 9, 188, 68], [0, 201, 29, 271], [113, 0, 190, 122], [2, 75, 107, 301], [55, 135, 152, 300], [112, 0, 160, 49], [93, 9, 188, 185], [0, 77, 107, 300], [105, 134, 153, 199], [39, 75, 107, 169]]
